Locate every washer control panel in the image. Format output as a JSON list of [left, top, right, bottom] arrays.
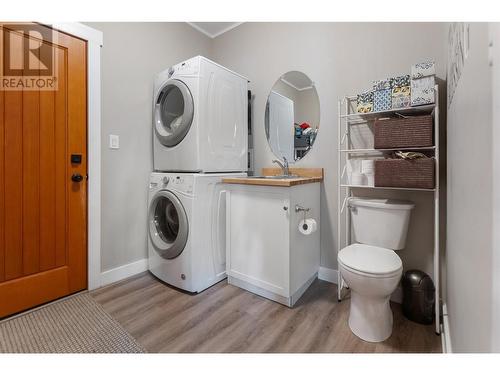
[[150, 173, 193, 194], [171, 175, 194, 194]]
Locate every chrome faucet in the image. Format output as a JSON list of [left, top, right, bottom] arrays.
[[272, 157, 289, 176]]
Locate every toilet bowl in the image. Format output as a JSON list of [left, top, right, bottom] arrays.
[[339, 244, 402, 342], [338, 198, 414, 343]]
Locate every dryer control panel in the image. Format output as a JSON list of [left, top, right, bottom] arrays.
[[171, 57, 200, 76]]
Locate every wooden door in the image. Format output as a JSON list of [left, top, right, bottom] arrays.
[[0, 23, 87, 318]]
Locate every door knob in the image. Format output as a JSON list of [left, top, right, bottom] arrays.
[[71, 173, 84, 182]]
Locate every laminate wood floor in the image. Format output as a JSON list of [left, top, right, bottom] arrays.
[[90, 272, 441, 353]]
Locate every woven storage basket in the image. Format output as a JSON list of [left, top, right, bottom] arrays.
[[374, 115, 433, 149], [374, 158, 435, 189]]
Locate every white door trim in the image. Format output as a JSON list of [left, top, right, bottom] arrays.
[[50, 23, 103, 290], [490, 22, 500, 352]]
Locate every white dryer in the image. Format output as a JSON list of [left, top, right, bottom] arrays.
[[153, 56, 248, 173], [147, 172, 245, 292]]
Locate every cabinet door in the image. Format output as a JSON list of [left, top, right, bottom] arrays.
[[226, 189, 290, 296]]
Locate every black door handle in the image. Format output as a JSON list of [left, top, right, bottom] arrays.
[[71, 173, 84, 182]]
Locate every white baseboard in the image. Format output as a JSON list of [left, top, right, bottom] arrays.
[[318, 266, 339, 284], [100, 258, 148, 287], [441, 302, 452, 353], [318, 266, 402, 303]]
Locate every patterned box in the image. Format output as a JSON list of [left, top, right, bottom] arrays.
[[373, 79, 392, 112], [411, 62, 435, 106], [356, 91, 374, 113], [392, 75, 411, 88], [411, 61, 435, 79], [373, 79, 392, 91], [411, 76, 435, 106], [391, 75, 411, 109]]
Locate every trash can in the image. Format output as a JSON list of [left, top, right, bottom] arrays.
[[401, 270, 435, 325]]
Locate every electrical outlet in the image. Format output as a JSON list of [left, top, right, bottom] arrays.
[[109, 134, 120, 149]]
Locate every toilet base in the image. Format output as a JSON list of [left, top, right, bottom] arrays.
[[348, 290, 393, 342]]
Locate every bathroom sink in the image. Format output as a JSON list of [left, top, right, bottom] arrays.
[[251, 175, 300, 180]]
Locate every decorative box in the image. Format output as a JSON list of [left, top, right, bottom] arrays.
[[411, 76, 435, 106], [373, 79, 392, 112], [356, 91, 374, 113], [391, 75, 411, 109], [411, 61, 435, 79], [411, 62, 435, 106]]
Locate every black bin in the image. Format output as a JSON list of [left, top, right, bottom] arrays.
[[401, 270, 435, 325]]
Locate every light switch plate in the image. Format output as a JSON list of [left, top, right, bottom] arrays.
[[109, 134, 119, 149]]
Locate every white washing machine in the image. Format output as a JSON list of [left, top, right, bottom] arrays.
[[153, 56, 248, 173], [147, 172, 245, 292]]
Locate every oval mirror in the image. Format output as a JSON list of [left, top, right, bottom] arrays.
[[265, 71, 320, 162]]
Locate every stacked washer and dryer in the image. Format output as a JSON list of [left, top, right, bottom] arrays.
[[148, 56, 248, 293]]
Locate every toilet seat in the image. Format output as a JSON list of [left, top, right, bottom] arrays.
[[338, 244, 402, 278]]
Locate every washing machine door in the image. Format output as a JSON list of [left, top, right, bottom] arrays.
[[154, 79, 194, 147], [149, 190, 189, 259]]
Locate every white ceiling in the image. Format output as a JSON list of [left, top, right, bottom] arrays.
[[187, 22, 242, 38], [281, 71, 314, 91]]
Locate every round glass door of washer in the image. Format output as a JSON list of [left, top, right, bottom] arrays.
[[148, 190, 189, 259]]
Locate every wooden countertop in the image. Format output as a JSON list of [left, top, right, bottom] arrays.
[[222, 167, 323, 187]]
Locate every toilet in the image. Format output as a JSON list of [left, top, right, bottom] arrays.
[[338, 198, 415, 342]]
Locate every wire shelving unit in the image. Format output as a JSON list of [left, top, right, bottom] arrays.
[[337, 85, 441, 335]]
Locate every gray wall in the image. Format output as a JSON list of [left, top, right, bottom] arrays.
[[446, 23, 494, 352], [84, 21, 500, 352], [294, 87, 320, 131], [87, 23, 212, 271], [211, 23, 447, 272], [90, 22, 448, 283], [272, 79, 320, 130]]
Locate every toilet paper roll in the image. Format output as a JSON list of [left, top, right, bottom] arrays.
[[299, 219, 317, 235], [349, 172, 364, 186], [361, 159, 375, 173], [365, 173, 375, 187]]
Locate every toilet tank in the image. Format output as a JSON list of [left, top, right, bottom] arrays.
[[349, 198, 415, 250]]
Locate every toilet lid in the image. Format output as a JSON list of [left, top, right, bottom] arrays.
[[338, 244, 402, 275]]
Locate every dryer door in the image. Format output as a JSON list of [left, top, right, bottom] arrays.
[[154, 79, 194, 147], [149, 190, 189, 259]]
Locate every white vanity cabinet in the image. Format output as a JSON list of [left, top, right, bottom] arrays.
[[225, 182, 320, 307]]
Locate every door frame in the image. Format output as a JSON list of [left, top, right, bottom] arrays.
[[490, 22, 500, 351], [50, 23, 103, 290]]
